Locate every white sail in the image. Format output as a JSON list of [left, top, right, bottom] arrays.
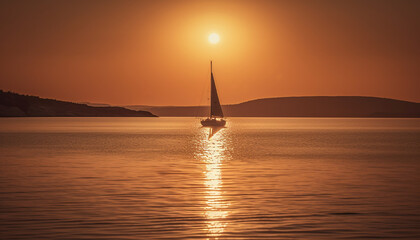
[[210, 62, 224, 118]]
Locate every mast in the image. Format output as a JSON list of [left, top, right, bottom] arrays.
[[209, 61, 212, 118]]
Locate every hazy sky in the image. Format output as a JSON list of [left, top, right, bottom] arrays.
[[0, 0, 419, 105]]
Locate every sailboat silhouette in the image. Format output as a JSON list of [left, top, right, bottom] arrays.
[[201, 61, 226, 127]]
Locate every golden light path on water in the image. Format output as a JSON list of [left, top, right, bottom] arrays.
[[196, 127, 230, 239]]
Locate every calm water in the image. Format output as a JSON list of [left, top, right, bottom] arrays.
[[0, 117, 419, 239]]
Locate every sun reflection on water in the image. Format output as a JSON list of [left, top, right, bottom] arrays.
[[195, 127, 230, 239]]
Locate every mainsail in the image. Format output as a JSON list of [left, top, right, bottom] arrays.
[[210, 61, 224, 118]]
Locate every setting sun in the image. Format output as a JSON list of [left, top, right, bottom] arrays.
[[208, 33, 220, 44]]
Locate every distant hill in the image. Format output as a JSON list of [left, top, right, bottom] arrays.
[[127, 96, 420, 118], [0, 90, 156, 117], [79, 102, 112, 107]]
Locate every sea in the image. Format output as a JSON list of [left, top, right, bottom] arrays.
[[0, 117, 419, 239]]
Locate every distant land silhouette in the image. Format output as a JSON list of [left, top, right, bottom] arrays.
[[79, 102, 112, 108], [127, 96, 420, 118], [0, 90, 156, 117]]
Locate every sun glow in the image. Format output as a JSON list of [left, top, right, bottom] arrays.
[[208, 33, 220, 44]]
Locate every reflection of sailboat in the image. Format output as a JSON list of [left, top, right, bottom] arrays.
[[208, 127, 222, 139], [201, 61, 226, 127]]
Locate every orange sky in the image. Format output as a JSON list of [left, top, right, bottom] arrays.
[[0, 0, 419, 105]]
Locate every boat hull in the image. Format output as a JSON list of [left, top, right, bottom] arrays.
[[201, 118, 226, 127]]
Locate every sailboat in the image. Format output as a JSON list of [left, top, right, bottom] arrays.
[[201, 61, 226, 127]]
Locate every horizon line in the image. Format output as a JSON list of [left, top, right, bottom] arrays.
[[1, 90, 419, 107]]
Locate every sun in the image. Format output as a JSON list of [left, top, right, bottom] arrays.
[[208, 33, 220, 44]]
